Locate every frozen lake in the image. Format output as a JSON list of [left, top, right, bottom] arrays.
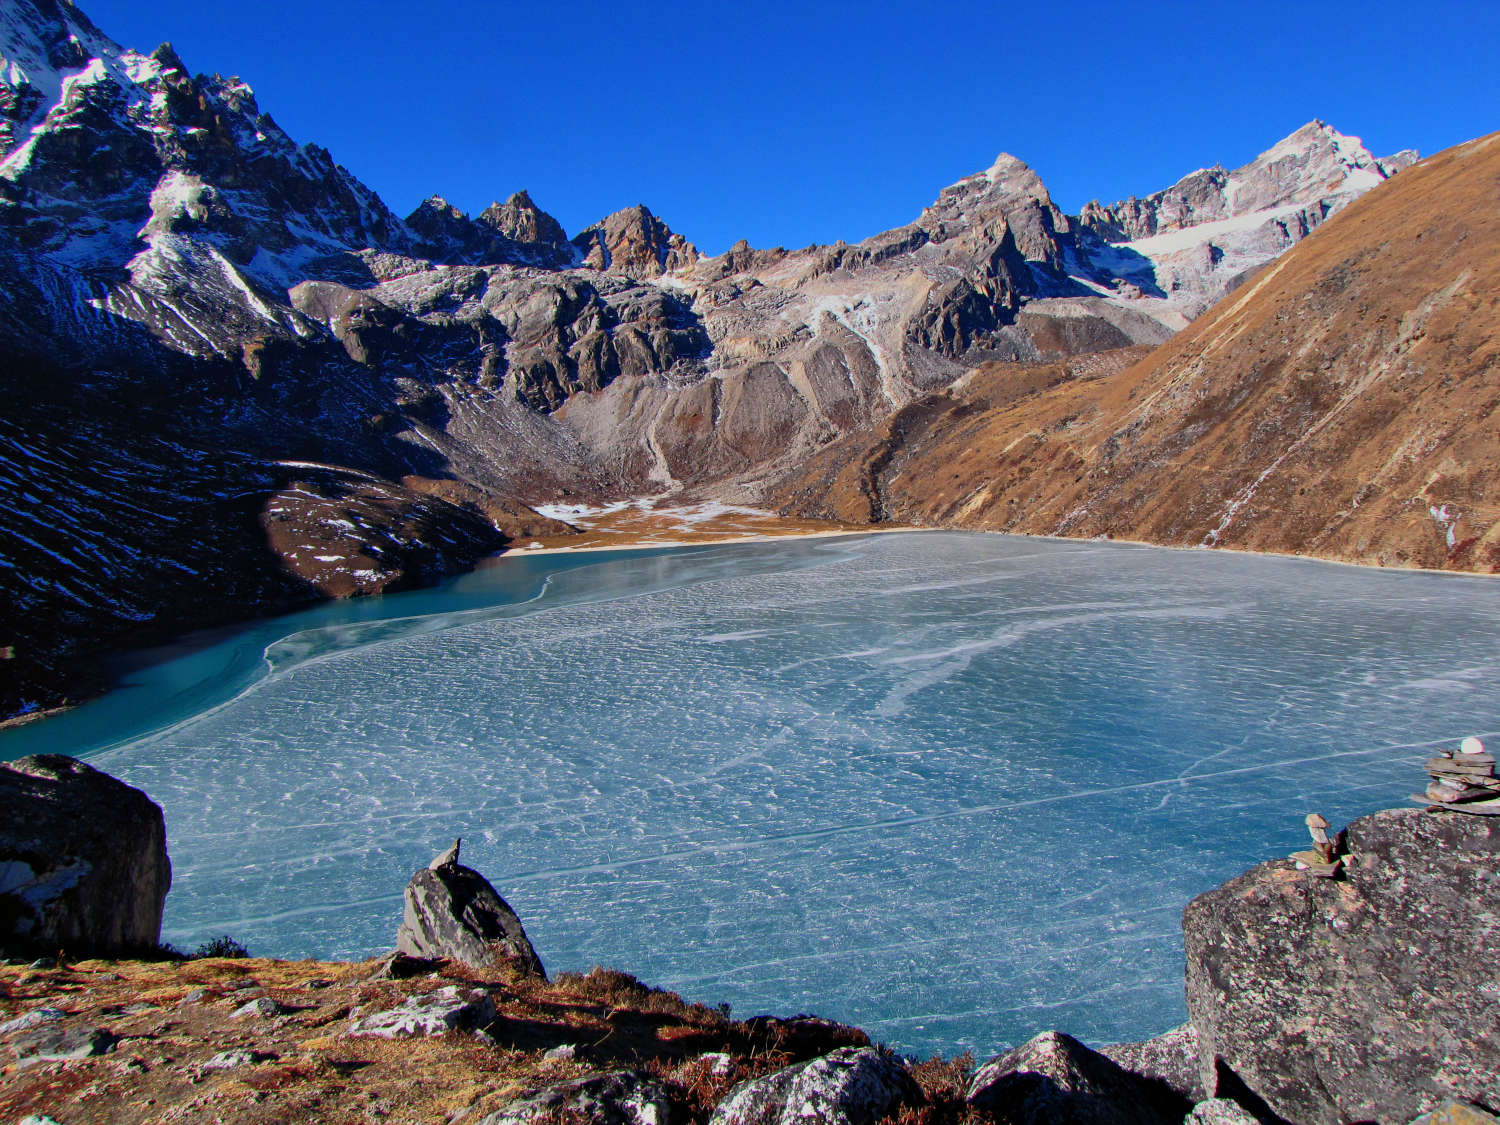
[[7, 531, 1500, 1057]]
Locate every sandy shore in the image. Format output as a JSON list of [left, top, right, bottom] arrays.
[[496, 500, 919, 557]]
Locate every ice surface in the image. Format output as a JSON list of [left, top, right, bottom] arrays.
[[9, 533, 1500, 1058]]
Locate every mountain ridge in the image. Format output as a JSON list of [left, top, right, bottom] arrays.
[[773, 131, 1500, 574]]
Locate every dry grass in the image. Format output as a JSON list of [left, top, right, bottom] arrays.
[[0, 954, 900, 1124]]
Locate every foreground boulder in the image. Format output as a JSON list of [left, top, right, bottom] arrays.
[[709, 1046, 917, 1125], [478, 1070, 674, 1125], [0, 755, 170, 957], [1101, 1022, 1206, 1102], [966, 1031, 1190, 1125], [394, 839, 545, 976], [1184, 808, 1500, 1124]]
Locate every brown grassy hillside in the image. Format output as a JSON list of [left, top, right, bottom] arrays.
[[773, 132, 1500, 573]]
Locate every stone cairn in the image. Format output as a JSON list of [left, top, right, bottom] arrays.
[[1418, 736, 1500, 813], [1289, 812, 1343, 877]]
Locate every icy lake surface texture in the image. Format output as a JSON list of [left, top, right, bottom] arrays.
[[11, 532, 1500, 1056]]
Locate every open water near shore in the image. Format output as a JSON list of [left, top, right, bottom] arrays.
[[7, 531, 1500, 1057]]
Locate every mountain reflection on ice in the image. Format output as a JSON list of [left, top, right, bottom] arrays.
[[49, 534, 1500, 1055]]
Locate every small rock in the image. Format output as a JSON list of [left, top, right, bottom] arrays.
[[543, 1044, 578, 1061], [13, 1024, 118, 1064], [479, 1070, 673, 1125], [1188, 1099, 1262, 1125], [229, 996, 284, 1019], [20, 1116, 68, 1125], [368, 951, 444, 980], [223, 978, 260, 991], [178, 988, 208, 1005], [701, 1051, 734, 1077], [202, 1048, 276, 1070], [304, 977, 334, 990], [0, 1006, 66, 1033], [346, 986, 496, 1038], [710, 1046, 917, 1125]]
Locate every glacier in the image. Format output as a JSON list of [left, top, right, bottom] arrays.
[[5, 531, 1500, 1057]]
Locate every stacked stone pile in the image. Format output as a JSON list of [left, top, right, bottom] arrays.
[[1420, 736, 1500, 812]]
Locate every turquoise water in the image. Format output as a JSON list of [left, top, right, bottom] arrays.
[[7, 532, 1500, 1057]]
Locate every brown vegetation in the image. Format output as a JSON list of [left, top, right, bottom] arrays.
[[0, 957, 868, 1125]]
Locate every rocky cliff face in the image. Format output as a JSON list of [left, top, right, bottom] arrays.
[[1077, 121, 1416, 318], [775, 131, 1500, 575], [0, 754, 170, 957], [0, 0, 1420, 715]]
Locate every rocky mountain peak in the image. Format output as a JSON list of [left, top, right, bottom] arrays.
[[915, 152, 1069, 271], [476, 189, 569, 251], [1228, 117, 1415, 214], [147, 40, 185, 73], [0, 1, 412, 302], [405, 191, 574, 270], [570, 203, 698, 279], [0, 0, 121, 157], [1079, 120, 1416, 244]]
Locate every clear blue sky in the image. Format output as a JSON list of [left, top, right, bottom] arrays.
[[80, 0, 1500, 255]]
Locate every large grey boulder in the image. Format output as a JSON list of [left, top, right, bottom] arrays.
[[478, 1070, 673, 1125], [1183, 808, 1500, 1125], [966, 1031, 1190, 1125], [0, 755, 170, 957], [709, 1046, 917, 1125], [394, 840, 545, 977]]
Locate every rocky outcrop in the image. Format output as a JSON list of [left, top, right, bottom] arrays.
[[966, 1031, 1190, 1125], [709, 1046, 916, 1125], [1186, 1098, 1262, 1125], [394, 840, 545, 977], [479, 1070, 674, 1125], [405, 191, 575, 269], [0, 755, 170, 957], [1101, 1022, 1205, 1102], [1183, 808, 1500, 1125], [1077, 121, 1415, 242], [571, 204, 699, 279]]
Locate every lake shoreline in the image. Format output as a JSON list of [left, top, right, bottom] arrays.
[[6, 514, 1496, 736]]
